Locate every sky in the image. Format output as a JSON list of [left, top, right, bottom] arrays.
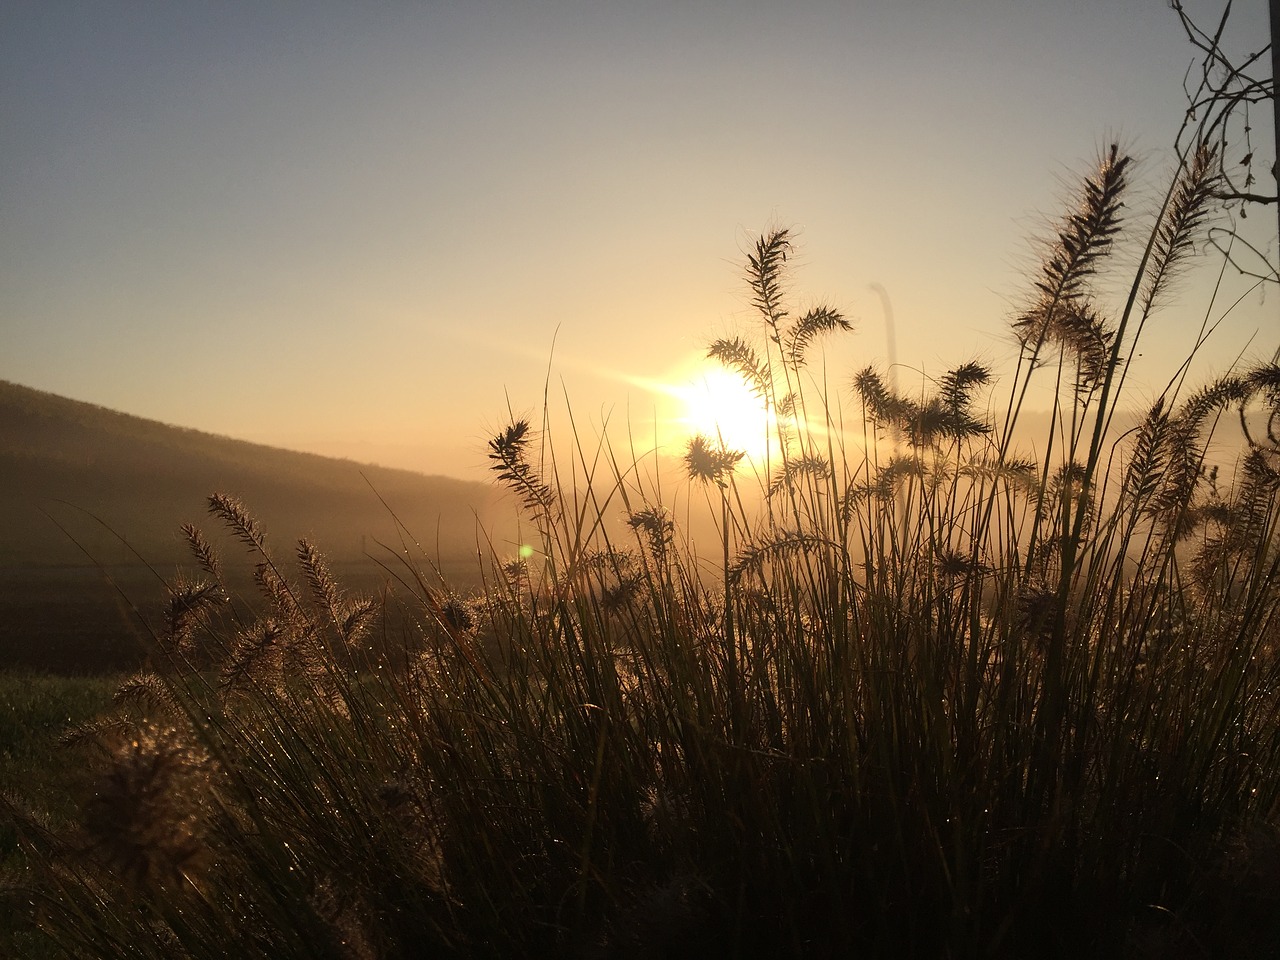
[[2, 0, 1276, 482]]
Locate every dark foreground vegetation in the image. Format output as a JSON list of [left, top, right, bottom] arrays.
[[3, 13, 1278, 960]]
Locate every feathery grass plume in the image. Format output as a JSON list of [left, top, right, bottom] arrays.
[[581, 546, 638, 576], [114, 672, 180, 715], [766, 453, 829, 499], [856, 363, 992, 447], [1189, 448, 1280, 594], [783, 305, 852, 367], [626, 507, 674, 558], [864, 454, 926, 501], [926, 361, 995, 440], [338, 597, 377, 647], [1230, 450, 1280, 541], [83, 722, 212, 894], [1007, 145, 1131, 462], [1147, 419, 1208, 533], [1178, 372, 1251, 433], [207, 493, 269, 554], [1011, 296, 1116, 386], [853, 365, 917, 434], [431, 591, 477, 637], [1140, 139, 1221, 314], [58, 713, 134, 749], [1013, 581, 1062, 644], [1244, 362, 1280, 448], [933, 545, 988, 583], [1053, 300, 1115, 387], [684, 433, 743, 487], [162, 575, 225, 654], [601, 575, 644, 612], [706, 337, 770, 399], [959, 454, 1040, 493], [298, 539, 371, 649], [500, 555, 528, 585], [852, 364, 893, 421], [938, 361, 991, 420], [1040, 460, 1091, 513], [746, 228, 792, 339], [221, 618, 286, 691], [846, 472, 886, 506], [488, 419, 557, 520], [909, 400, 954, 447], [253, 560, 307, 630], [297, 538, 342, 619], [1123, 398, 1172, 508], [728, 531, 835, 586], [1142, 372, 1254, 528], [1248, 362, 1280, 410], [1035, 143, 1131, 305], [180, 523, 222, 580]]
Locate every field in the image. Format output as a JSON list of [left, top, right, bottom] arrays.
[[0, 567, 165, 674], [0, 561, 485, 676], [0, 672, 118, 815]]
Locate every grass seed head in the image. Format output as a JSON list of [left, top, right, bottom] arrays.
[[83, 723, 212, 895], [684, 434, 744, 487]]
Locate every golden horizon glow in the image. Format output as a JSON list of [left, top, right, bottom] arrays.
[[3, 4, 1268, 483]]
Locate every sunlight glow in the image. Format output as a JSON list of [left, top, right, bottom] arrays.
[[676, 364, 773, 462]]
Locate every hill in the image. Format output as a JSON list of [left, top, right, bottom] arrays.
[[0, 380, 511, 672]]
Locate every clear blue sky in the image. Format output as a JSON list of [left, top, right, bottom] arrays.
[[2, 1, 1275, 479]]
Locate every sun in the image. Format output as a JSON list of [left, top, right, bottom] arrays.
[[675, 363, 774, 462]]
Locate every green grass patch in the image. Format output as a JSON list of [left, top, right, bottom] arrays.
[[0, 672, 118, 959], [0, 672, 119, 821]]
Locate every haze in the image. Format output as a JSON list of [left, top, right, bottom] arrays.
[[2, 0, 1274, 481]]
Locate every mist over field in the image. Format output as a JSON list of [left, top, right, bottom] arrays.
[[0, 380, 512, 671], [1, 369, 1268, 677]]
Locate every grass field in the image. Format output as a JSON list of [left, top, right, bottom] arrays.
[[0, 672, 118, 817], [1, 48, 1278, 953]]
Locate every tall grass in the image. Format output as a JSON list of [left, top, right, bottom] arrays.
[[4, 142, 1279, 957]]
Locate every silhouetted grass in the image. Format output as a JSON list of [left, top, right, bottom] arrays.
[[3, 136, 1278, 958]]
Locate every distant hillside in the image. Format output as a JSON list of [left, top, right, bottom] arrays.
[[0, 380, 513, 671], [0, 380, 508, 565]]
